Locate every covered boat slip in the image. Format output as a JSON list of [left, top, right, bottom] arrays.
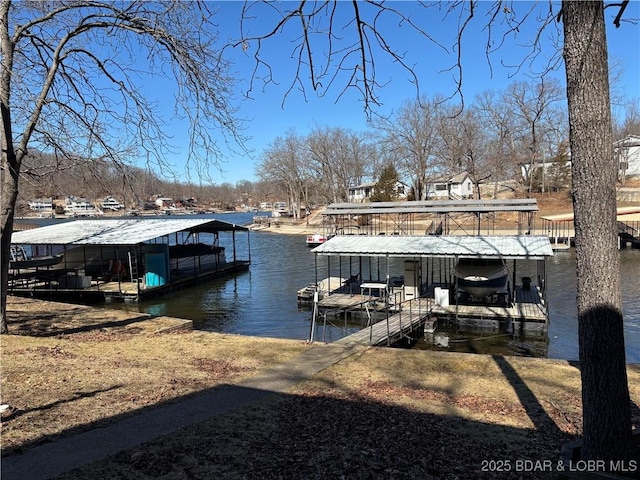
[[321, 198, 539, 236], [541, 206, 640, 249], [310, 234, 553, 345], [8, 218, 250, 302]]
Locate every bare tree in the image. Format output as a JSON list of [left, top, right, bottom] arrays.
[[239, 0, 636, 463], [436, 105, 492, 199], [474, 89, 522, 195], [1, 1, 247, 333], [257, 130, 310, 219], [504, 78, 565, 194], [306, 126, 371, 204], [374, 97, 441, 200], [614, 97, 640, 139]]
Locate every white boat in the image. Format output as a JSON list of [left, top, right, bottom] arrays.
[[454, 257, 508, 299], [65, 197, 104, 217], [273, 202, 288, 217], [306, 233, 330, 247]]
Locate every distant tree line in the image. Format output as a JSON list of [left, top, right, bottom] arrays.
[[15, 151, 259, 212], [257, 82, 639, 211], [17, 81, 637, 216]]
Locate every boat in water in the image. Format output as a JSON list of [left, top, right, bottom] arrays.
[[306, 233, 330, 247], [454, 257, 508, 299]]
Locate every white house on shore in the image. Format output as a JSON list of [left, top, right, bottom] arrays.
[[64, 196, 103, 217], [348, 181, 409, 202], [425, 172, 474, 199], [615, 134, 640, 181], [155, 197, 174, 208], [28, 197, 53, 213], [100, 196, 125, 211], [519, 135, 640, 186]]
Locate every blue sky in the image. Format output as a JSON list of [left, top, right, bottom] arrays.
[[162, 1, 640, 185]]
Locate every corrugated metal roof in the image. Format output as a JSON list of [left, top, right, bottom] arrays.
[[323, 205, 537, 215], [10, 218, 248, 246], [541, 206, 640, 222], [312, 235, 553, 259], [323, 199, 539, 215]]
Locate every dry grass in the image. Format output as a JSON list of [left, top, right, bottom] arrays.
[[54, 348, 640, 480], [1, 298, 311, 451], [3, 297, 640, 479]]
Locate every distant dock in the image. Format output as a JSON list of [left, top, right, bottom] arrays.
[[541, 206, 640, 250]]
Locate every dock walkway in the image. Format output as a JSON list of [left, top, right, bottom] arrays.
[[431, 286, 548, 337], [332, 285, 548, 346], [336, 298, 432, 346]]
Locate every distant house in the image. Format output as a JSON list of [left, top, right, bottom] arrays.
[[615, 134, 640, 181], [155, 197, 173, 208], [28, 197, 53, 213], [520, 160, 571, 181], [65, 196, 103, 217], [348, 182, 376, 202], [348, 181, 409, 202], [425, 172, 474, 199], [518, 135, 640, 185], [393, 182, 409, 199], [100, 196, 125, 211], [520, 160, 572, 190]]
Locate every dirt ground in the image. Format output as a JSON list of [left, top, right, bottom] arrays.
[[2, 297, 639, 479]]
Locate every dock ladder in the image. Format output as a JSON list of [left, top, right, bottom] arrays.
[[128, 251, 139, 284]]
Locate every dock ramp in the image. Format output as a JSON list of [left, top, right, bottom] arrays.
[[335, 298, 432, 347]]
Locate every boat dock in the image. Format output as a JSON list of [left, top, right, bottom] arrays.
[[541, 206, 640, 250], [305, 203, 554, 345], [9, 218, 251, 303], [321, 282, 548, 347], [430, 284, 548, 337], [42, 260, 250, 302]]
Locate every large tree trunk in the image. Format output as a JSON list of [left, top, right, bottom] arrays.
[[1, 0, 16, 334], [562, 0, 632, 461], [1, 102, 19, 334]]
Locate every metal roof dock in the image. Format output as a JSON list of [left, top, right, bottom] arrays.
[[305, 199, 553, 347], [10, 218, 248, 246], [9, 218, 251, 303], [320, 199, 540, 236], [323, 198, 539, 216], [312, 234, 553, 260]]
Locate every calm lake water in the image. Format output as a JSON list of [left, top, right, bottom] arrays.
[[96, 212, 640, 362]]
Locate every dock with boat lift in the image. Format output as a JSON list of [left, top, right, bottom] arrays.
[[430, 284, 548, 338], [328, 283, 548, 347], [307, 224, 554, 345]]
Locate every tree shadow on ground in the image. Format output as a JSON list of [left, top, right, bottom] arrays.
[[2, 379, 577, 480], [493, 355, 563, 436]]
